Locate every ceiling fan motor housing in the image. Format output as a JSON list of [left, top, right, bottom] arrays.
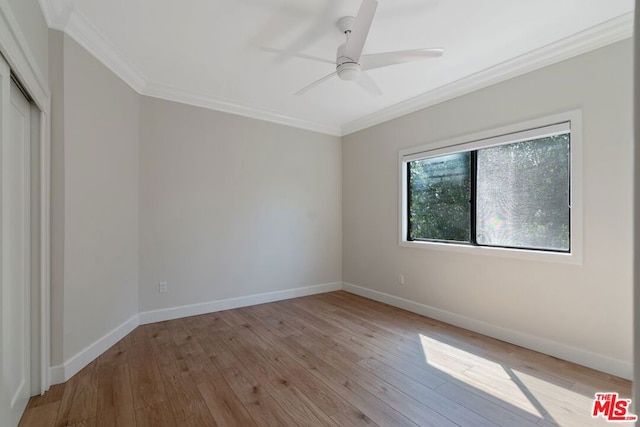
[[336, 40, 360, 81], [337, 16, 356, 34]]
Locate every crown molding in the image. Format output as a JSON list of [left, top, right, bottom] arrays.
[[39, 2, 340, 136], [141, 83, 342, 136], [63, 9, 147, 92], [39, 1, 146, 92], [39, 0, 633, 138], [38, 0, 72, 30], [341, 11, 634, 136], [36, 0, 52, 27]]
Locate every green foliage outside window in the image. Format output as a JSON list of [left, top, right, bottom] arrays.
[[408, 153, 470, 242], [407, 134, 570, 252]]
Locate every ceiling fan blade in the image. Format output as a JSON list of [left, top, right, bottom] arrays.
[[295, 71, 337, 96], [355, 71, 382, 96], [261, 47, 334, 65], [342, 0, 378, 62], [361, 48, 444, 71], [278, 0, 339, 62]]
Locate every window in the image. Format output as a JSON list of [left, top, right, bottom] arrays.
[[408, 153, 471, 242], [400, 112, 582, 262]]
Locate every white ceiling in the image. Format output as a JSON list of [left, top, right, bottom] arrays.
[[39, 0, 634, 136]]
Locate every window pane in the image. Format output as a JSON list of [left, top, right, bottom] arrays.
[[408, 153, 470, 242], [476, 134, 570, 251]]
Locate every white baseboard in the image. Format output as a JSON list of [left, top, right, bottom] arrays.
[[49, 314, 140, 384], [49, 282, 342, 384], [342, 282, 632, 380], [47, 281, 631, 385], [49, 282, 341, 384], [48, 364, 65, 385], [139, 282, 343, 325]]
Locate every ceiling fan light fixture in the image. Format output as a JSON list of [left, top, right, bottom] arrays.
[[337, 62, 360, 81]]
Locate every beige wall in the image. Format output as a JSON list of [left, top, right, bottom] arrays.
[[138, 97, 342, 312], [57, 34, 140, 362], [342, 40, 633, 375], [48, 29, 64, 366], [47, 31, 342, 371]]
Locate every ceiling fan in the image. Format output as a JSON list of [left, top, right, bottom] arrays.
[[264, 0, 443, 96]]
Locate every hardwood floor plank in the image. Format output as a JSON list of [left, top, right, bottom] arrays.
[[95, 364, 136, 427], [182, 352, 224, 385], [287, 331, 461, 427], [127, 331, 169, 410], [241, 305, 302, 337], [216, 313, 339, 426], [63, 418, 96, 426], [21, 291, 631, 427], [331, 408, 380, 426], [276, 335, 420, 427], [436, 380, 542, 426], [134, 401, 177, 427], [145, 322, 181, 369], [326, 293, 586, 392], [356, 356, 503, 427], [96, 342, 129, 371], [158, 361, 219, 426], [204, 328, 301, 427], [284, 297, 450, 389], [232, 307, 357, 417], [166, 318, 206, 359], [25, 384, 65, 410], [197, 376, 258, 427], [301, 294, 429, 357], [55, 362, 98, 426], [19, 401, 59, 427], [52, 369, 81, 427]]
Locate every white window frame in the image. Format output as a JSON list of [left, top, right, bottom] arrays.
[[398, 110, 583, 264]]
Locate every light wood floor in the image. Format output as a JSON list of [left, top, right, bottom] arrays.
[[20, 291, 631, 426]]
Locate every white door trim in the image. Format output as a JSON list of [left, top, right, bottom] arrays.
[[6, 75, 32, 424], [38, 108, 50, 394], [0, 1, 51, 395], [0, 46, 8, 424]]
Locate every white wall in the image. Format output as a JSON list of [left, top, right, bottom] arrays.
[[138, 97, 342, 312], [59, 34, 139, 362], [342, 40, 633, 376]]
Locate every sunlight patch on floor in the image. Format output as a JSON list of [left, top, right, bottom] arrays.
[[510, 368, 635, 426], [418, 333, 634, 425], [419, 333, 543, 417]]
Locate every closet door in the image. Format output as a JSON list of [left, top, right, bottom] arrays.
[[1, 55, 32, 426]]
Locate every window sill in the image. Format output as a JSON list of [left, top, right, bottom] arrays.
[[399, 240, 582, 265]]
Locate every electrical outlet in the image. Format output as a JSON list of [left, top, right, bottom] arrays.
[[399, 274, 405, 285], [159, 281, 168, 293]]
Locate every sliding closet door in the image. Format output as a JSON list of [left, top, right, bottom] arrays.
[[1, 55, 32, 425]]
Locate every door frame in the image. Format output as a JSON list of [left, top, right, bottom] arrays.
[[0, 1, 51, 396], [2, 64, 33, 426]]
